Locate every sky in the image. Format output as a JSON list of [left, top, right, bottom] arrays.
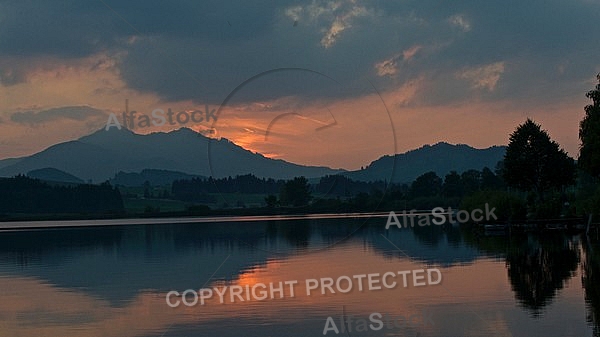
[[0, 0, 599, 170]]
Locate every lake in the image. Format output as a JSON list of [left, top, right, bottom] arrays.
[[0, 214, 598, 337]]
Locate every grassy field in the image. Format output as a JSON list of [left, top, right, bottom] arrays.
[[123, 198, 188, 214], [123, 193, 272, 214], [122, 191, 339, 215]]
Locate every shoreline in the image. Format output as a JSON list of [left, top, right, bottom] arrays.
[[0, 212, 391, 231]]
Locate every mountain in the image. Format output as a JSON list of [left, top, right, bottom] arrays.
[[27, 167, 85, 184], [0, 128, 344, 182], [0, 129, 505, 184], [0, 157, 22, 169], [345, 142, 506, 183], [110, 169, 204, 187]]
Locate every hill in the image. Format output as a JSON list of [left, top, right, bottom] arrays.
[[27, 167, 85, 184], [345, 142, 506, 183]]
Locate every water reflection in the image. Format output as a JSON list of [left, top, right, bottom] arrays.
[[583, 235, 600, 336], [0, 217, 595, 336], [462, 228, 585, 315], [505, 233, 580, 316]]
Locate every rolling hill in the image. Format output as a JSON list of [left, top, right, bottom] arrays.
[[345, 142, 506, 183]]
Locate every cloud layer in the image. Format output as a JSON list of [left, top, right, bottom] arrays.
[[0, 0, 596, 105], [0, 0, 598, 167]]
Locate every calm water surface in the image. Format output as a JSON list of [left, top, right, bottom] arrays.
[[0, 215, 598, 337]]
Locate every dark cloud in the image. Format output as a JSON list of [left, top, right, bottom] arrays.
[[0, 0, 598, 106], [0, 1, 118, 58], [10, 106, 107, 125]]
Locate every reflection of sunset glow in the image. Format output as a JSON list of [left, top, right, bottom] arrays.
[[233, 259, 283, 287], [235, 270, 263, 287], [0, 240, 590, 336]]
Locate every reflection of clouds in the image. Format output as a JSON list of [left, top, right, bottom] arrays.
[[0, 276, 215, 337], [1, 245, 518, 336]]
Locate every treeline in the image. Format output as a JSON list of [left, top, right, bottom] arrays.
[[315, 175, 386, 196], [168, 168, 511, 214], [310, 166, 510, 214], [170, 173, 389, 202], [171, 174, 284, 201], [0, 175, 124, 215]]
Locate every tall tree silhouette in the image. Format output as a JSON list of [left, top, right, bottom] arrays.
[[279, 176, 312, 207], [442, 171, 463, 198], [579, 73, 600, 178], [410, 171, 442, 198], [503, 119, 575, 201]]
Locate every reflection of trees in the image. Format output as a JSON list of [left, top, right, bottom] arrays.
[[582, 236, 600, 336], [409, 222, 465, 248], [0, 227, 124, 266], [279, 220, 311, 248], [411, 223, 444, 247], [268, 218, 365, 249], [505, 233, 579, 316]]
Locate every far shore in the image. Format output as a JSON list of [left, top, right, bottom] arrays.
[[0, 211, 391, 230]]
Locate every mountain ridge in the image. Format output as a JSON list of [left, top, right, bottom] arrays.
[[0, 128, 345, 182], [0, 128, 506, 183], [344, 141, 506, 183]]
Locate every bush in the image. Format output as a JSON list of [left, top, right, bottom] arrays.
[[461, 190, 527, 222]]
